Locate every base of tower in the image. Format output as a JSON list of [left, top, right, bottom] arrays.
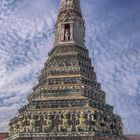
[[6, 136, 126, 140], [6, 133, 126, 140], [5, 137, 122, 140]]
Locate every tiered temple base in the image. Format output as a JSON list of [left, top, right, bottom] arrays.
[[7, 133, 125, 140], [7, 107, 125, 140]]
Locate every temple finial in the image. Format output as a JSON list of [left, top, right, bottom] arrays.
[[60, 0, 81, 13]]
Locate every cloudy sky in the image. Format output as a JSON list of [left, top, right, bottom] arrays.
[[0, 0, 140, 134]]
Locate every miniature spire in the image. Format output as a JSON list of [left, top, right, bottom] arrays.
[[54, 0, 85, 47]]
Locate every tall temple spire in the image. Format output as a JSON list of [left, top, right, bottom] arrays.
[[54, 0, 85, 47], [7, 0, 125, 140]]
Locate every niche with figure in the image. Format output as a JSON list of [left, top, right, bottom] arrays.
[[64, 24, 70, 41]]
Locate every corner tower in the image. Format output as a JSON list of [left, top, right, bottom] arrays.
[[7, 0, 125, 140]]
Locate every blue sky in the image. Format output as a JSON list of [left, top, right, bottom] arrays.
[[0, 0, 140, 134]]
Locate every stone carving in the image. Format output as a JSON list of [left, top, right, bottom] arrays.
[[60, 25, 64, 41], [65, 28, 70, 41], [61, 0, 72, 9], [77, 112, 86, 131]]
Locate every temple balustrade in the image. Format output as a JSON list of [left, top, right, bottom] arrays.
[[32, 99, 88, 109]]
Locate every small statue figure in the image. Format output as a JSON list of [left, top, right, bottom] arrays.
[[65, 29, 70, 41]]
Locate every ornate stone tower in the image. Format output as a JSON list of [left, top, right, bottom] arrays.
[[7, 0, 125, 140]]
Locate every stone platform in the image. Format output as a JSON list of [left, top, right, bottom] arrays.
[[6, 133, 125, 140]]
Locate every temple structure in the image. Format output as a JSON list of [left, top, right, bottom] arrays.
[[7, 0, 125, 140]]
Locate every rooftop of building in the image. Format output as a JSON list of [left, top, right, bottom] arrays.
[[126, 134, 140, 140], [0, 133, 8, 140]]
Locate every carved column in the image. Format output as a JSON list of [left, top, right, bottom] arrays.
[[61, 24, 65, 41], [70, 23, 74, 40]]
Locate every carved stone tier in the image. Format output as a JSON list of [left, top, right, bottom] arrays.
[[6, 134, 125, 140], [8, 107, 124, 140]]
